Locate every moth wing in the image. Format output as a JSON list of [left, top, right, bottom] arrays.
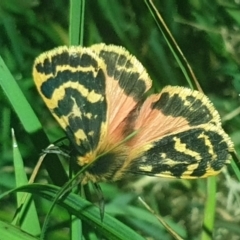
[[126, 86, 234, 178], [90, 44, 152, 143], [33, 46, 109, 157]]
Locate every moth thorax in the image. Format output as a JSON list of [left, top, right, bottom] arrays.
[[77, 145, 129, 183]]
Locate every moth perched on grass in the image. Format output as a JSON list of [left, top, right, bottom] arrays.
[[33, 43, 234, 184]]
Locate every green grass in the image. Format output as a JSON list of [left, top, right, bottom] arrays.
[[0, 0, 240, 239]]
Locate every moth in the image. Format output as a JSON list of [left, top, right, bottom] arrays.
[[33, 43, 234, 184]]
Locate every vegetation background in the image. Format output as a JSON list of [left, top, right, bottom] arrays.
[[0, 0, 240, 239]]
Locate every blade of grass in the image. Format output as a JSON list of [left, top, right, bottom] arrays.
[[144, 0, 202, 91], [71, 215, 83, 240], [11, 129, 41, 236], [0, 57, 41, 133], [0, 8, 24, 69], [1, 107, 11, 155], [0, 220, 38, 240], [200, 177, 216, 240], [139, 197, 184, 240], [68, 1, 86, 238], [230, 152, 240, 182], [69, 0, 85, 46], [10, 184, 146, 240]]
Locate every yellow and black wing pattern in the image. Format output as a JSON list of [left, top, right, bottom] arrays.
[[33, 44, 234, 183]]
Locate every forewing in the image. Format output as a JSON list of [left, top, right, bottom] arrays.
[[90, 44, 152, 143], [33, 46, 108, 158]]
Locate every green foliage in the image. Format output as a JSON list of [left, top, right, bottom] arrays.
[[0, 0, 240, 239]]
